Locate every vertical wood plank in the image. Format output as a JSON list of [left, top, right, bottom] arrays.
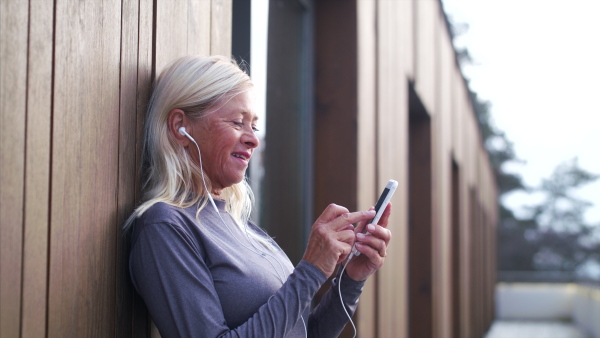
[[155, 0, 187, 72], [0, 1, 28, 337], [376, 0, 410, 336], [356, 0, 377, 336], [20, 0, 54, 336], [188, 0, 211, 55], [116, 0, 141, 336], [414, 0, 437, 115], [314, 1, 359, 336], [48, 0, 122, 336], [429, 10, 443, 338], [155, 0, 211, 74], [139, 0, 155, 329], [433, 11, 455, 337], [210, 0, 232, 56]]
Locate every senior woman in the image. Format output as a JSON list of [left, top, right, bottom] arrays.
[[126, 55, 392, 338]]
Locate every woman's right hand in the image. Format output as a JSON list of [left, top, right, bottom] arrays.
[[302, 204, 376, 277]]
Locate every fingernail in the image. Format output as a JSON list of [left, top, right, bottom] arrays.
[[356, 233, 365, 240], [367, 224, 376, 232]]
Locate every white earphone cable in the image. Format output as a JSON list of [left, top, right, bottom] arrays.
[[184, 129, 307, 337], [339, 254, 358, 338]]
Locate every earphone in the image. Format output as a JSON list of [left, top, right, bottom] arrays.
[[179, 126, 192, 139]]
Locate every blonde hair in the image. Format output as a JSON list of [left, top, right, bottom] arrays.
[[124, 55, 257, 236]]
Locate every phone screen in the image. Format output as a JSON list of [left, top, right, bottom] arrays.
[[362, 187, 390, 233]]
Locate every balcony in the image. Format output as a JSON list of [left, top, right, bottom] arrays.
[[486, 272, 600, 337]]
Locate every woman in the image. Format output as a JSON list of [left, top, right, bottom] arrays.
[[127, 55, 392, 337]]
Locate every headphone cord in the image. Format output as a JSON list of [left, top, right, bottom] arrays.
[[188, 136, 308, 338], [339, 254, 358, 338]]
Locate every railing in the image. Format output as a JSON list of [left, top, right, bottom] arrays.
[[495, 272, 600, 337]]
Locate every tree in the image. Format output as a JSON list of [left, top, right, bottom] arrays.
[[448, 16, 600, 277], [526, 158, 599, 272]]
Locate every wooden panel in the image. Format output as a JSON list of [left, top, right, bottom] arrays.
[[188, 0, 211, 55], [48, 0, 122, 336], [20, 0, 54, 336], [313, 2, 360, 336], [314, 0, 358, 212], [377, 1, 410, 337], [0, 1, 28, 337], [116, 0, 144, 336], [451, 68, 464, 163], [459, 172, 472, 338], [210, 0, 232, 56], [414, 0, 438, 116], [400, 0, 415, 79], [356, 0, 377, 336], [451, 160, 462, 338], [155, 0, 187, 71], [155, 0, 211, 74], [408, 91, 433, 338], [433, 12, 457, 337], [126, 0, 154, 337]]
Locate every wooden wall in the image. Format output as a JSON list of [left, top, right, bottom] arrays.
[[0, 1, 231, 337], [315, 0, 498, 337], [2, 0, 496, 337]]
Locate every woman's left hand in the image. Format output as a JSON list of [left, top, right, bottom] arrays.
[[344, 203, 392, 281]]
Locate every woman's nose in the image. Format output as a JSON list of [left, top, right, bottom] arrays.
[[242, 128, 259, 149]]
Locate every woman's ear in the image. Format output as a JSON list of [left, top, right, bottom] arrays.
[[168, 109, 190, 146]]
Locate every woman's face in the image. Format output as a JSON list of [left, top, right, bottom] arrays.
[[190, 90, 259, 195]]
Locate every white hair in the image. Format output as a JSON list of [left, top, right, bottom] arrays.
[[124, 55, 264, 246]]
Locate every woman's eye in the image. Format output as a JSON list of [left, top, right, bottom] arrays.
[[252, 126, 260, 132]]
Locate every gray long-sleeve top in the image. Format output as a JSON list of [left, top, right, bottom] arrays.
[[129, 200, 365, 337]]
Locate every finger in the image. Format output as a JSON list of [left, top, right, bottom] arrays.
[[337, 242, 353, 264], [356, 231, 389, 257], [354, 241, 386, 265], [331, 210, 376, 231], [354, 206, 375, 234], [377, 203, 392, 227], [315, 204, 350, 223], [340, 224, 355, 232], [364, 223, 392, 246], [336, 228, 357, 244]]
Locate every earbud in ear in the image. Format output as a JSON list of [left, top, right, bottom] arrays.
[[178, 126, 196, 143]]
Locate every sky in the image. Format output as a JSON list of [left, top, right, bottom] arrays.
[[441, 0, 600, 224]]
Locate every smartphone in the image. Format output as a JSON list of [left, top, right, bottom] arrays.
[[352, 179, 397, 256]]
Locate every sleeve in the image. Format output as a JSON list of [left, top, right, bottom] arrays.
[[306, 268, 366, 337], [129, 221, 328, 338]]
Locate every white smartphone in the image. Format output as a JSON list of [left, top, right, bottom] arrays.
[[352, 179, 397, 256]]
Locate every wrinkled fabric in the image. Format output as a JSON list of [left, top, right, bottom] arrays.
[[129, 200, 364, 338]]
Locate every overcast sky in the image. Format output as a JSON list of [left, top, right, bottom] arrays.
[[441, 0, 600, 224]]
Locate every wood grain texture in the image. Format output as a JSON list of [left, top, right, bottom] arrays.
[[155, 0, 211, 75], [188, 0, 211, 55], [0, 1, 28, 337], [376, 1, 411, 336], [116, 0, 141, 336], [20, 0, 54, 336], [210, 0, 232, 56], [356, 0, 377, 336], [48, 0, 122, 336], [414, 0, 438, 115], [432, 12, 455, 338], [155, 0, 186, 72]]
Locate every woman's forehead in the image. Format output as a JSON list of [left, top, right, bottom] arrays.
[[216, 91, 258, 121]]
